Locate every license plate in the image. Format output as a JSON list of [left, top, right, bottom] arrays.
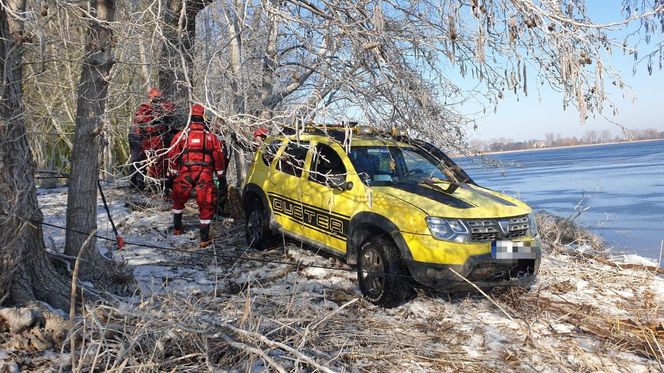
[[491, 240, 536, 260]]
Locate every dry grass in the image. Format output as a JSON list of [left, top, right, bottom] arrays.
[[536, 211, 605, 251], [2, 211, 663, 372]]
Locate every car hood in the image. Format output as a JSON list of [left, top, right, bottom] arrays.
[[376, 182, 531, 219]]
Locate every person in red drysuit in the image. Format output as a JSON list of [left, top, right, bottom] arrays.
[[130, 87, 176, 191], [168, 104, 226, 248]]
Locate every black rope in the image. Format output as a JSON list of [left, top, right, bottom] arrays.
[[35, 170, 70, 180], [37, 219, 358, 274], [4, 209, 418, 280], [97, 180, 124, 249], [35, 176, 70, 180]]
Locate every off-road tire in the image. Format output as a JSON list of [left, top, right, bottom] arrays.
[[245, 199, 274, 250], [357, 235, 414, 308]]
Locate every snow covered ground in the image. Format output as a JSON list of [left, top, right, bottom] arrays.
[[2, 183, 662, 372]]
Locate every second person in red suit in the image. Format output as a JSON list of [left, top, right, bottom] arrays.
[[168, 104, 226, 248]]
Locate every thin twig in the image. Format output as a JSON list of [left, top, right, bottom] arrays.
[[299, 298, 359, 348], [448, 268, 516, 322], [220, 332, 287, 373], [69, 230, 97, 372]]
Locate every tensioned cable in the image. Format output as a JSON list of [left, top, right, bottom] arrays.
[[32, 218, 377, 275]]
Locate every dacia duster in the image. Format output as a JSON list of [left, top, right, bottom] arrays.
[[243, 126, 541, 307]]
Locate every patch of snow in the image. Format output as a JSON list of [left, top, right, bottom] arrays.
[[612, 352, 656, 373], [474, 311, 520, 329], [550, 323, 575, 334], [574, 335, 600, 353], [652, 277, 664, 297], [569, 243, 593, 253], [461, 334, 484, 359], [612, 254, 658, 267]]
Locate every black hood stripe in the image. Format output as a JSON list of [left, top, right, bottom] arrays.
[[390, 184, 474, 209], [459, 184, 517, 207]]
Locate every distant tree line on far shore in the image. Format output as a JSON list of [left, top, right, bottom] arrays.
[[472, 128, 664, 152]]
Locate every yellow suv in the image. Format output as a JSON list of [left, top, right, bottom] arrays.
[[243, 126, 541, 307]]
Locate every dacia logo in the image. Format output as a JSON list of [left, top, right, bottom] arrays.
[[498, 220, 510, 235]]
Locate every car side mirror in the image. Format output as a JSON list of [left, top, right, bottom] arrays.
[[340, 181, 353, 191], [328, 178, 353, 191]]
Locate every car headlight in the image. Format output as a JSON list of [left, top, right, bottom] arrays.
[[426, 217, 470, 243], [527, 212, 539, 237]]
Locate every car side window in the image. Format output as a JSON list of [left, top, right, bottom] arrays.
[[278, 141, 310, 177], [309, 143, 347, 186], [261, 140, 282, 166]]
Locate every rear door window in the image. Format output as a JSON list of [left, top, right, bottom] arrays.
[[309, 143, 347, 186], [278, 141, 310, 177]]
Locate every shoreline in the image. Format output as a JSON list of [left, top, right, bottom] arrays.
[[470, 137, 664, 156], [5, 188, 662, 372]]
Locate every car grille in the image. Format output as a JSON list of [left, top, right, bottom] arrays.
[[466, 215, 529, 242]]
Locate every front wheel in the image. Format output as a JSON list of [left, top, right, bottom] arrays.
[[245, 200, 274, 250], [357, 235, 414, 308]]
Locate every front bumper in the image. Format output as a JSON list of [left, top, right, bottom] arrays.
[[401, 233, 542, 292]]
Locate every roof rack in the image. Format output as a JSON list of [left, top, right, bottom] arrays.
[[279, 122, 410, 142]]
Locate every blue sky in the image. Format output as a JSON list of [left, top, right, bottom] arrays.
[[469, 0, 664, 141]]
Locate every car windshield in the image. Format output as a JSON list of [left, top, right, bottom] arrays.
[[349, 146, 451, 186]]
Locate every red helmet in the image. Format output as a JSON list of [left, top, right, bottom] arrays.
[[253, 128, 268, 138], [191, 103, 205, 117], [148, 87, 162, 99]]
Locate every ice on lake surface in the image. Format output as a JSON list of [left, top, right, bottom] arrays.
[[457, 139, 664, 259]]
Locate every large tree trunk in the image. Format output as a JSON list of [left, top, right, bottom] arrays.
[[158, 0, 208, 104], [219, 0, 247, 188], [0, 1, 70, 309], [64, 0, 133, 291], [65, 0, 115, 257]]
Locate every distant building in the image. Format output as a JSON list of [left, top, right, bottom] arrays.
[[533, 141, 547, 148]]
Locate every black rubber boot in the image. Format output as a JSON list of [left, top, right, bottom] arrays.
[[199, 224, 212, 248], [173, 213, 183, 235]]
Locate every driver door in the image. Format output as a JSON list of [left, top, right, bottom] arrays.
[[299, 142, 357, 254]]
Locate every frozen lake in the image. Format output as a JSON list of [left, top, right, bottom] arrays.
[[458, 139, 664, 259]]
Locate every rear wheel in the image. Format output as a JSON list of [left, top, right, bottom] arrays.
[[245, 199, 274, 250], [357, 235, 414, 308]]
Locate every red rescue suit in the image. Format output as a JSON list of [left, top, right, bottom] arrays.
[[132, 99, 176, 179], [168, 120, 226, 225]]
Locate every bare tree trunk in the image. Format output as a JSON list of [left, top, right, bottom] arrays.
[[0, 1, 70, 309], [158, 0, 208, 104], [219, 0, 247, 188], [158, 0, 185, 98], [64, 0, 133, 291], [221, 0, 245, 114], [65, 0, 116, 257]]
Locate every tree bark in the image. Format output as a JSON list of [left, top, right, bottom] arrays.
[[64, 0, 134, 291], [65, 0, 116, 257], [256, 0, 280, 123], [158, 0, 209, 104], [0, 1, 71, 309], [219, 0, 247, 187]]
